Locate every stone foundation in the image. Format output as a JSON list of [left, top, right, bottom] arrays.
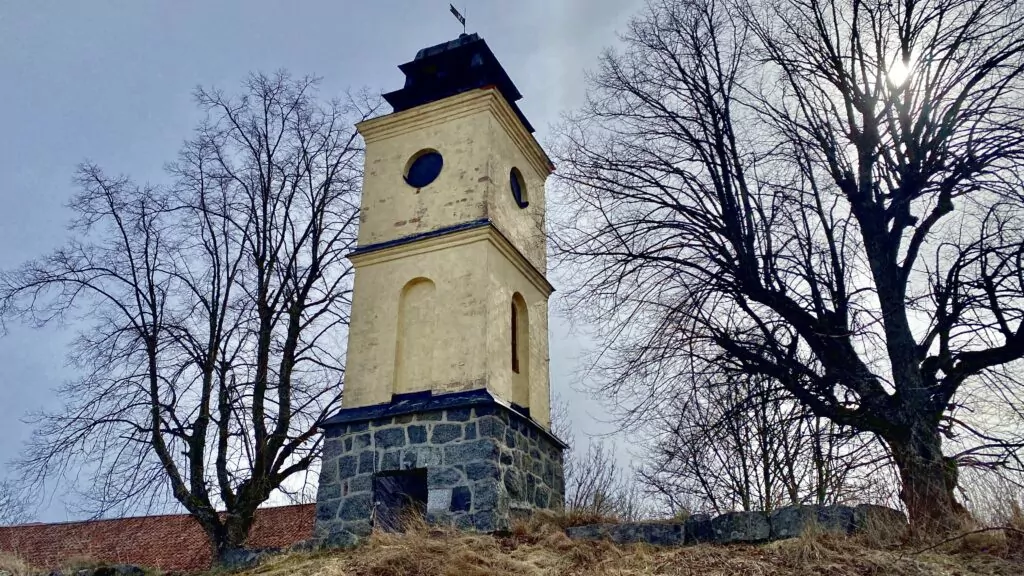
[[314, 392, 565, 546]]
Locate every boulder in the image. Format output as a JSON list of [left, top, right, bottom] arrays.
[[288, 538, 319, 552], [769, 505, 855, 540], [563, 504, 907, 548], [220, 548, 272, 570], [769, 505, 816, 540], [816, 505, 855, 534], [607, 522, 684, 546], [683, 514, 714, 544], [565, 523, 613, 540], [710, 511, 770, 544]]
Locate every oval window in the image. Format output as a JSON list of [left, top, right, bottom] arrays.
[[510, 168, 529, 208], [405, 150, 444, 188]]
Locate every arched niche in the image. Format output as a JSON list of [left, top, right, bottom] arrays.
[[511, 292, 530, 408], [394, 277, 437, 395]]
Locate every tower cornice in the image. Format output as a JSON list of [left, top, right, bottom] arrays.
[[348, 219, 555, 297], [358, 88, 555, 180]]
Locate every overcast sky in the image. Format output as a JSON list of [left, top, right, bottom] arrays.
[[0, 1, 644, 521]]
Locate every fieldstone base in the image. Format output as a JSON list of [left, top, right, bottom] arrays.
[[566, 504, 907, 546], [314, 391, 565, 546]]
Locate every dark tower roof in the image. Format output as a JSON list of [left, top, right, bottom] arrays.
[[383, 33, 535, 133]]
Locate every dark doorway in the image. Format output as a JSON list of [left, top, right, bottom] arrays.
[[373, 468, 428, 532]]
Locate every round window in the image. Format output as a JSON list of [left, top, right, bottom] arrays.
[[510, 168, 529, 208], [405, 150, 444, 188]]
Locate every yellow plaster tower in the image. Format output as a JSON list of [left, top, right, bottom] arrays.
[[343, 82, 555, 424], [315, 34, 566, 543]]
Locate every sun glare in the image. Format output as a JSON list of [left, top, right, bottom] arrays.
[[888, 55, 914, 85]]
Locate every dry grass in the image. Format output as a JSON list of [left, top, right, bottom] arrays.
[[59, 554, 106, 571], [852, 508, 909, 549], [0, 552, 33, 576], [515, 508, 620, 532], [220, 520, 1024, 576], [0, 552, 169, 576], [551, 509, 620, 529]]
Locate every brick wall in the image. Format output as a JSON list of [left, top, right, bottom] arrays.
[[0, 504, 314, 573]]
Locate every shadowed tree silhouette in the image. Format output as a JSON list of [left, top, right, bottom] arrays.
[[0, 72, 380, 558], [554, 0, 1024, 531]]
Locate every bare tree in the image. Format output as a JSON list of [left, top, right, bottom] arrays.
[[551, 394, 652, 520], [0, 480, 31, 526], [638, 371, 899, 515], [564, 441, 647, 520], [554, 0, 1024, 531], [0, 72, 379, 558]]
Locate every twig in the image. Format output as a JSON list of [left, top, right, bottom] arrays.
[[911, 526, 1024, 555]]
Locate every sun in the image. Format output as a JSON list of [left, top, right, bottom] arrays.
[[888, 54, 915, 85]]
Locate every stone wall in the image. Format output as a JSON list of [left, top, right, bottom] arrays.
[[315, 402, 564, 546], [566, 504, 908, 547]]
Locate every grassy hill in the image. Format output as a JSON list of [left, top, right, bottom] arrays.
[[4, 515, 1021, 575], [220, 520, 1024, 576]]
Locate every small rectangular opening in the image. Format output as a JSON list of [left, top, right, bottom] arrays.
[[373, 469, 428, 532]]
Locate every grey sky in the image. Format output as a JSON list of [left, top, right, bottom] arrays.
[[0, 1, 643, 521]]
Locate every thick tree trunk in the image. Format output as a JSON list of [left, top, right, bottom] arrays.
[[886, 422, 964, 533], [226, 509, 255, 550], [202, 508, 257, 565], [200, 522, 230, 564]]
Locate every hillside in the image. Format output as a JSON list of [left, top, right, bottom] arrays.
[[221, 523, 1024, 576]]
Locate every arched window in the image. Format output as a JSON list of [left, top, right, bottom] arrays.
[[511, 293, 529, 407], [510, 167, 529, 208], [511, 302, 520, 374], [394, 278, 436, 395]]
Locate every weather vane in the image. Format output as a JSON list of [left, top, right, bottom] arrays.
[[449, 3, 467, 34]]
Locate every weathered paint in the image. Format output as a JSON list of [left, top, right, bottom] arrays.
[[344, 87, 554, 428]]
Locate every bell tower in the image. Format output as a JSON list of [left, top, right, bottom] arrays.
[[314, 34, 566, 546]]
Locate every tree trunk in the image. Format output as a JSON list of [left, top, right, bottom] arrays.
[[226, 508, 256, 549], [886, 422, 964, 533], [201, 508, 257, 566]]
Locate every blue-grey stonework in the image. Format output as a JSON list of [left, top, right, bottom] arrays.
[[769, 504, 855, 540], [565, 504, 907, 547], [314, 402, 565, 546], [711, 511, 770, 543]]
